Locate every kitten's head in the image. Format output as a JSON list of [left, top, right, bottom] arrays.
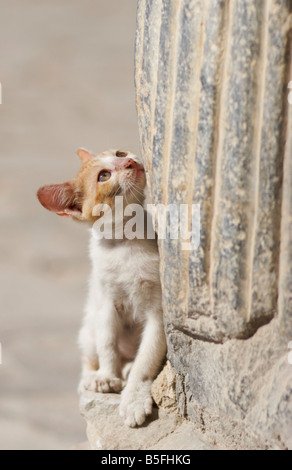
[[37, 149, 146, 222]]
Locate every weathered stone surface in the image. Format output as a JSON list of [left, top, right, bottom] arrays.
[[170, 319, 292, 450], [80, 392, 213, 450], [149, 422, 213, 450], [151, 361, 177, 413], [135, 0, 292, 449]]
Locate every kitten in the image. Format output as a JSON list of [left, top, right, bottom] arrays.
[[37, 148, 166, 427]]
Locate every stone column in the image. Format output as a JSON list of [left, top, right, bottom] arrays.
[[135, 0, 292, 449]]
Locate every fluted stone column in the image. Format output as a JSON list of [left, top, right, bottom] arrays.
[[135, 0, 292, 449]]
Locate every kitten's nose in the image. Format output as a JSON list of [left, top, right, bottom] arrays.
[[123, 158, 138, 170], [115, 157, 144, 171]]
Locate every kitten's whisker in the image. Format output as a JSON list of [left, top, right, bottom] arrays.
[[129, 181, 146, 199], [128, 183, 144, 205], [125, 187, 130, 206], [112, 185, 122, 199], [129, 181, 145, 197]]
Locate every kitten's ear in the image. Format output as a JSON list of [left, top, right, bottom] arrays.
[[37, 182, 82, 218], [76, 148, 94, 164]]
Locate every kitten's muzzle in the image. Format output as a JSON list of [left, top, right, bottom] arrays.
[[118, 158, 144, 172]]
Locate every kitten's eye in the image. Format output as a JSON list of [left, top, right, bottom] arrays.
[[116, 151, 128, 158], [98, 171, 111, 182]]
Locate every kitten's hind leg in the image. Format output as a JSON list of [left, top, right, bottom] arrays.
[[78, 355, 125, 394], [78, 356, 99, 394], [78, 302, 126, 394]]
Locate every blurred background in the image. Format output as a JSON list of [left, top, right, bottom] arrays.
[[0, 0, 139, 450]]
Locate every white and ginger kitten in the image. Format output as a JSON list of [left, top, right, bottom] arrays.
[[37, 148, 166, 427]]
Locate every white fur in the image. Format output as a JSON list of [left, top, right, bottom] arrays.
[[78, 221, 166, 427], [37, 148, 167, 427]]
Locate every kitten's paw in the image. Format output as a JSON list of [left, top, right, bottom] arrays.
[[119, 381, 153, 427], [78, 371, 124, 394]]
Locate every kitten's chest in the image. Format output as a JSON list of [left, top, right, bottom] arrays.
[[90, 236, 160, 313]]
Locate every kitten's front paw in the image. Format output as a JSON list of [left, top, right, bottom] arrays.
[[119, 381, 153, 427], [78, 371, 124, 394]]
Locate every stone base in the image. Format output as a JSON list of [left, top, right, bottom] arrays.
[[80, 391, 213, 450], [71, 442, 91, 451]]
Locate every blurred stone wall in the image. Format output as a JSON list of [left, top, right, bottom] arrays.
[[135, 0, 292, 449]]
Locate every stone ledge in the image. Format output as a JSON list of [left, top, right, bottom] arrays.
[[80, 391, 214, 450], [71, 441, 91, 451]]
